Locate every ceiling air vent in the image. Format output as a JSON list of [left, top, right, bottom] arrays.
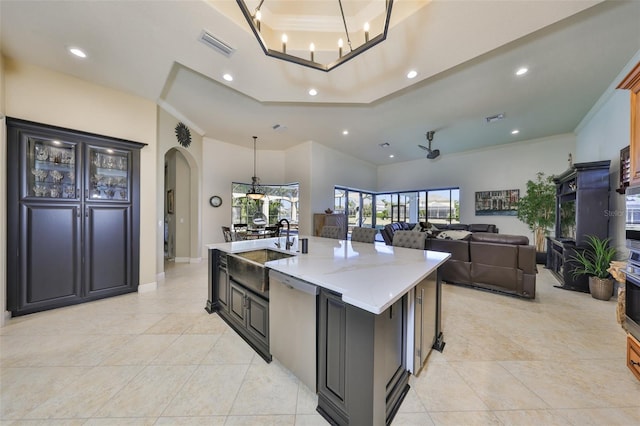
[[199, 30, 235, 57], [485, 113, 505, 123]]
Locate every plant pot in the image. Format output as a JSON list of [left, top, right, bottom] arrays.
[[589, 276, 614, 301], [535, 251, 547, 265]]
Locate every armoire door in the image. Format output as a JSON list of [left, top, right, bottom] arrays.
[[84, 204, 133, 296], [16, 203, 82, 313]]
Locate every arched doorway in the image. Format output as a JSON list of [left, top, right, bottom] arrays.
[[164, 147, 201, 263]]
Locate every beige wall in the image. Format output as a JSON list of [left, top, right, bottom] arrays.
[[3, 59, 158, 295]]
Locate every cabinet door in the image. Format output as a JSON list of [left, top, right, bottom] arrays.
[[87, 146, 131, 201], [380, 298, 405, 390], [14, 203, 82, 313], [217, 267, 229, 312], [229, 281, 247, 324], [84, 205, 133, 296], [318, 290, 347, 409], [25, 135, 79, 200], [246, 293, 269, 345]]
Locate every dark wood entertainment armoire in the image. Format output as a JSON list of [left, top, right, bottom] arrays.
[[6, 118, 145, 316], [546, 160, 611, 292]]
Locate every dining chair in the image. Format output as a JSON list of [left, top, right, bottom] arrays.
[[351, 227, 378, 243], [265, 225, 280, 237], [221, 226, 233, 242], [234, 223, 248, 232], [392, 230, 426, 249], [320, 225, 342, 239]]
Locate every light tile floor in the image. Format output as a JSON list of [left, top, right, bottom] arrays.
[[1, 262, 639, 425]]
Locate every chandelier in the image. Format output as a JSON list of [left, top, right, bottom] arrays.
[[246, 136, 265, 200], [237, 0, 394, 72]]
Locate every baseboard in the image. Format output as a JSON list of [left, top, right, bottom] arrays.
[[1, 311, 11, 328], [138, 281, 158, 293], [174, 257, 190, 263], [190, 257, 202, 264]]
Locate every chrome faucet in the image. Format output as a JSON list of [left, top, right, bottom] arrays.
[[276, 218, 294, 250]]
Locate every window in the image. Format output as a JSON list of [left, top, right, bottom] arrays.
[[232, 182, 299, 228], [335, 186, 460, 235]]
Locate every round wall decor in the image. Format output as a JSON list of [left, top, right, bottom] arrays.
[[175, 122, 192, 148], [209, 195, 222, 207]]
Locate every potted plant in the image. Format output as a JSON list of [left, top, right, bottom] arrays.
[[516, 172, 556, 263], [570, 235, 617, 300]]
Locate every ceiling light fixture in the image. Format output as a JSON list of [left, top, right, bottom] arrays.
[[516, 67, 528, 76], [389, 154, 394, 158], [236, 0, 394, 72], [68, 47, 87, 58], [407, 70, 417, 79], [511, 129, 520, 135], [223, 73, 233, 81], [246, 136, 265, 200], [309, 88, 318, 96], [342, 130, 349, 135]]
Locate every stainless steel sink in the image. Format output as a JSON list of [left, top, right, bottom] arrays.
[[234, 249, 295, 264], [227, 249, 295, 298]]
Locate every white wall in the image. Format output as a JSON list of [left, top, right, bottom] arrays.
[[576, 49, 640, 255], [377, 135, 576, 238], [202, 137, 286, 246], [3, 59, 158, 291]]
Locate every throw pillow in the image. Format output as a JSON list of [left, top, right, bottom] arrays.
[[436, 230, 472, 240]]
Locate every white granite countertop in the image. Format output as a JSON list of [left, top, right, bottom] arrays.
[[207, 236, 449, 314]]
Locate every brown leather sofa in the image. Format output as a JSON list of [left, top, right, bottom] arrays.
[[381, 222, 497, 245], [428, 233, 536, 299]]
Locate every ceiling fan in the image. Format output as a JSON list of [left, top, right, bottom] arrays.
[[418, 131, 440, 159]]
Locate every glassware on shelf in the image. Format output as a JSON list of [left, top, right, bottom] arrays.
[[32, 168, 48, 182], [33, 185, 47, 197], [50, 186, 61, 198], [51, 170, 64, 183], [64, 186, 75, 199], [67, 172, 75, 183], [35, 145, 49, 161], [105, 189, 116, 199], [119, 190, 128, 200]]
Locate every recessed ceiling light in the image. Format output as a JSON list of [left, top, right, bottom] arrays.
[[342, 130, 349, 135], [515, 67, 528, 76], [407, 70, 417, 79], [52, 140, 61, 145], [68, 47, 87, 58], [389, 154, 395, 158], [308, 88, 318, 96], [511, 129, 520, 135], [223, 73, 233, 82]]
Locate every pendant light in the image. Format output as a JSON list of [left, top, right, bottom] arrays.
[[246, 136, 265, 200]]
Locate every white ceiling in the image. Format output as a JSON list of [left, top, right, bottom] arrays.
[[1, 0, 639, 165]]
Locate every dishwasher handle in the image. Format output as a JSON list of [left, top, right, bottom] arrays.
[[269, 270, 319, 296]]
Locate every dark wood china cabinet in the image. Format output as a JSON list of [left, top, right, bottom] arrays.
[[6, 118, 145, 316]]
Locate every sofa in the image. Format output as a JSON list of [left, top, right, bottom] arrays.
[[381, 221, 497, 245], [429, 233, 536, 299]]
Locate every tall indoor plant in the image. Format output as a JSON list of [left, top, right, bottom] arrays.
[[571, 235, 617, 300], [516, 172, 556, 261]]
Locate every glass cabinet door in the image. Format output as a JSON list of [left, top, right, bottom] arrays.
[[27, 137, 78, 199], [88, 146, 130, 201]]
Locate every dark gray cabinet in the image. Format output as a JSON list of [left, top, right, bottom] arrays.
[[6, 118, 144, 316], [206, 250, 228, 313], [317, 288, 410, 426]]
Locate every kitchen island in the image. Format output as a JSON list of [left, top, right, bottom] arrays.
[[206, 236, 449, 425]]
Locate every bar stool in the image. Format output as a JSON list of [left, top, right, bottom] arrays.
[[351, 227, 378, 243]]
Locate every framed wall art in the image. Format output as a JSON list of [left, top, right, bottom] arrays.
[[475, 189, 519, 216], [167, 189, 175, 214]]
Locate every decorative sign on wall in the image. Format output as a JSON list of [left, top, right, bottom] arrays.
[[475, 189, 519, 216]]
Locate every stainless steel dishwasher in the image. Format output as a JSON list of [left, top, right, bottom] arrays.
[[269, 270, 319, 392]]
